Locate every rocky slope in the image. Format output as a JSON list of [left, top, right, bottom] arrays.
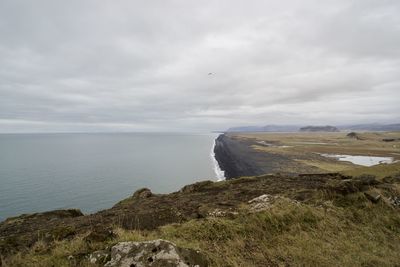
[[1, 173, 346, 255]]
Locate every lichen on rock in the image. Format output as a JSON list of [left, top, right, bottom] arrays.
[[248, 194, 299, 212], [101, 239, 208, 267]]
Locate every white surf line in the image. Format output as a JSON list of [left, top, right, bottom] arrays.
[[211, 138, 226, 181]]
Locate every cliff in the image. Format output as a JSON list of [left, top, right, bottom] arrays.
[[213, 134, 265, 179], [213, 134, 323, 179], [1, 170, 400, 266]]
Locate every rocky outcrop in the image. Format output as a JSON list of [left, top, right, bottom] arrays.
[[299, 126, 339, 132], [92, 239, 209, 267], [3, 209, 83, 224], [364, 191, 381, 203], [248, 194, 299, 212], [89, 250, 111, 265], [133, 188, 153, 199]]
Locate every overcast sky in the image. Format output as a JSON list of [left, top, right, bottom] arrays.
[[0, 0, 399, 132]]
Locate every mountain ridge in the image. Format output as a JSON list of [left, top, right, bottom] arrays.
[[225, 123, 400, 132]]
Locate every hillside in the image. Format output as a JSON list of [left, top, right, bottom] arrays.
[[1, 167, 400, 266], [339, 123, 400, 132]]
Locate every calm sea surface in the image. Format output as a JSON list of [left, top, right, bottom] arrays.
[[0, 133, 220, 221]]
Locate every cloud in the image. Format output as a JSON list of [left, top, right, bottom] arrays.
[[0, 0, 399, 132]]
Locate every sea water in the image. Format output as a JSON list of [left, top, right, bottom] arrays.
[[0, 132, 223, 221]]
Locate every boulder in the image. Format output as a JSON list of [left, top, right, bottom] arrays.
[[104, 239, 208, 267], [248, 194, 299, 212], [248, 194, 277, 211], [364, 191, 381, 203]]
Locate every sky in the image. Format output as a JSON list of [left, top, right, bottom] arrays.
[[0, 0, 399, 133]]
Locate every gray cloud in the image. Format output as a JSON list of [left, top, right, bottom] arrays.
[[0, 0, 399, 132]]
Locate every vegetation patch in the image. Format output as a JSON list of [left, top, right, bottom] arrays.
[[3, 173, 400, 266]]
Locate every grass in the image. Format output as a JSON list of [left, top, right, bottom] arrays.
[[159, 196, 400, 266], [4, 191, 400, 267], [342, 161, 400, 179], [237, 132, 400, 158], [295, 159, 353, 172], [234, 132, 400, 174]]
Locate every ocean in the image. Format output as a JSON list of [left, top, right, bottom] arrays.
[[0, 132, 223, 221]]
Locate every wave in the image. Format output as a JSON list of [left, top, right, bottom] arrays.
[[210, 138, 225, 181]]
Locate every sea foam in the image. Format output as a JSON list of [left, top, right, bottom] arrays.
[[211, 138, 226, 181]]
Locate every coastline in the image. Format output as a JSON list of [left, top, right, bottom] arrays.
[[0, 132, 218, 221], [210, 137, 225, 181], [0, 171, 360, 253], [214, 131, 400, 178], [2, 133, 400, 266], [213, 134, 267, 179]]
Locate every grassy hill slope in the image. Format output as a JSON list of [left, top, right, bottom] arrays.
[[2, 170, 400, 266]]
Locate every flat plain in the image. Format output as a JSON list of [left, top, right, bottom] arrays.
[[228, 131, 400, 176]]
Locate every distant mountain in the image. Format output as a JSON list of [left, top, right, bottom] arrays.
[[338, 123, 400, 131], [226, 125, 299, 132], [225, 123, 400, 133], [299, 125, 339, 132]]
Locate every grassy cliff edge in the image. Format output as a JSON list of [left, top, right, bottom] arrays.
[[1, 161, 400, 266]]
